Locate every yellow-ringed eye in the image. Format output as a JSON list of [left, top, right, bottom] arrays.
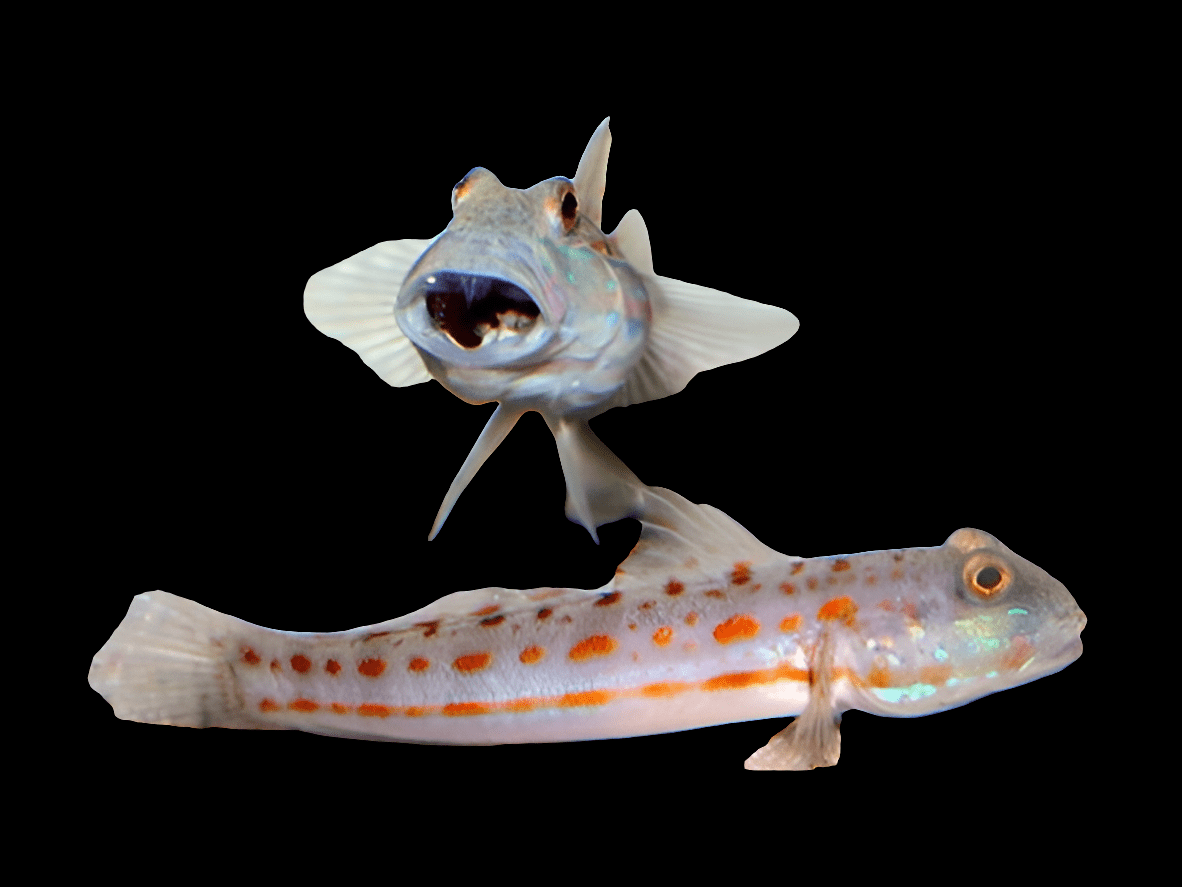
[[963, 553, 1012, 599]]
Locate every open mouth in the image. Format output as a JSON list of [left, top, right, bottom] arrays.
[[421, 272, 541, 349]]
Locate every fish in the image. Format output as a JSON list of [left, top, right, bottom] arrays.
[[303, 118, 798, 542], [89, 485, 1085, 770]]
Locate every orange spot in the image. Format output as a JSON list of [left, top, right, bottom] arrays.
[[833, 558, 851, 572], [472, 604, 500, 616], [818, 596, 858, 626], [560, 690, 612, 707], [596, 592, 621, 607], [290, 654, 311, 673], [519, 646, 545, 664], [652, 626, 673, 647], [780, 582, 796, 595], [358, 704, 392, 718], [868, 662, 892, 688], [665, 579, 684, 596], [416, 620, 440, 638], [731, 562, 752, 585], [453, 651, 492, 673], [866, 574, 878, 585], [791, 562, 805, 575], [408, 657, 430, 672], [902, 601, 919, 622], [641, 682, 691, 698], [537, 608, 553, 620], [326, 659, 341, 675], [753, 584, 762, 591], [878, 600, 895, 612], [503, 699, 538, 713], [258, 699, 280, 712], [685, 612, 699, 626], [920, 664, 953, 685], [639, 600, 656, 610], [364, 631, 391, 641], [242, 647, 260, 665], [568, 635, 617, 661], [806, 577, 818, 590], [330, 703, 350, 714], [443, 702, 490, 716], [288, 698, 318, 712], [705, 589, 725, 599], [891, 568, 904, 581], [404, 707, 426, 717], [270, 659, 280, 670], [357, 657, 387, 677], [713, 614, 760, 644], [779, 614, 801, 632], [480, 615, 505, 627]]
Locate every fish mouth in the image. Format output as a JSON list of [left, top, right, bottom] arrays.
[[419, 272, 541, 350]]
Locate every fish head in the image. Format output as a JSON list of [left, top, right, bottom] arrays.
[[394, 166, 650, 411], [850, 528, 1085, 716]]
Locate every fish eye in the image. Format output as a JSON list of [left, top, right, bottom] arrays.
[[962, 552, 1012, 600], [560, 189, 578, 232]]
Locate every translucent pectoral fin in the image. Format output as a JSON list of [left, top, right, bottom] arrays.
[[544, 416, 644, 544], [745, 634, 843, 771], [428, 404, 525, 540], [744, 708, 843, 771]]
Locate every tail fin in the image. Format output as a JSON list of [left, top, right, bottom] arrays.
[[89, 592, 264, 730], [544, 416, 644, 543]]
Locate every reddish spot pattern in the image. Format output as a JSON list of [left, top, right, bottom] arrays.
[[833, 559, 851, 572], [242, 647, 261, 665], [537, 608, 553, 620], [596, 592, 621, 607], [290, 654, 311, 673], [480, 615, 506, 627], [868, 663, 892, 687], [921, 664, 953, 685], [289, 698, 318, 712], [331, 703, 351, 714], [731, 562, 752, 585], [705, 589, 725, 599], [568, 635, 617, 661], [416, 621, 440, 638], [652, 626, 673, 647], [642, 682, 690, 698], [408, 657, 430, 672], [791, 562, 805, 575], [519, 646, 545, 664], [713, 614, 760, 644], [357, 658, 387, 677], [326, 659, 341, 675], [779, 614, 801, 632], [444, 702, 490, 716], [806, 577, 818, 590], [270, 659, 281, 670], [780, 582, 797, 595], [453, 651, 492, 673], [259, 699, 280, 712], [472, 604, 500, 616], [685, 612, 699, 627], [817, 596, 858, 626], [665, 579, 685, 596], [560, 690, 611, 707], [358, 704, 392, 718]]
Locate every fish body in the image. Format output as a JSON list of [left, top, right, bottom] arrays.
[[89, 487, 1085, 769], [304, 119, 798, 540]]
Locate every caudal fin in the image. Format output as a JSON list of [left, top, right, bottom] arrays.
[[89, 592, 264, 730]]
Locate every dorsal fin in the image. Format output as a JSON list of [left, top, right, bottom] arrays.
[[359, 585, 601, 634], [304, 239, 435, 387], [613, 486, 789, 592], [573, 117, 611, 229]]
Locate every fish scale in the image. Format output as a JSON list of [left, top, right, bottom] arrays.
[[89, 486, 1085, 768]]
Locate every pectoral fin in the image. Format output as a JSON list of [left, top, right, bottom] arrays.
[[429, 404, 525, 540], [745, 636, 843, 771], [543, 416, 644, 544], [608, 210, 799, 409], [304, 239, 435, 387]]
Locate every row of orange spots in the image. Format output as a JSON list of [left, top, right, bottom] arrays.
[[652, 626, 673, 647], [780, 614, 802, 632], [595, 591, 621, 606], [731, 562, 752, 585], [254, 660, 815, 719], [358, 658, 386, 677], [453, 651, 492, 673], [665, 579, 684, 596]]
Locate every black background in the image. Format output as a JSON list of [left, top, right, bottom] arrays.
[[73, 90, 1095, 814]]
